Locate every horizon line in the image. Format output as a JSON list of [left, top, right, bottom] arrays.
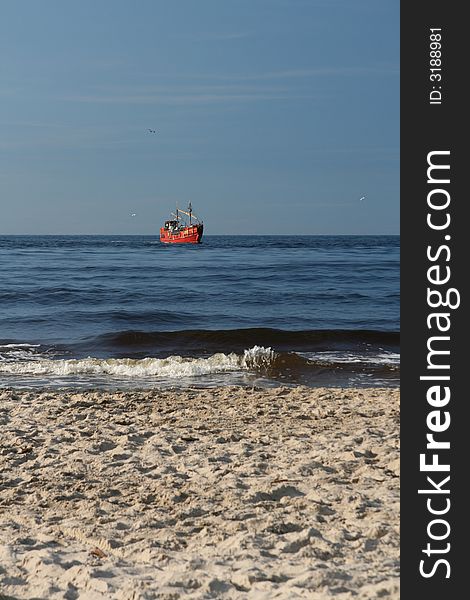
[[0, 232, 400, 237]]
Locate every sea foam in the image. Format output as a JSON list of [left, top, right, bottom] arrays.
[[0, 346, 275, 379]]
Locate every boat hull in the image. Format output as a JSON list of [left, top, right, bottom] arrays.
[[160, 224, 203, 244]]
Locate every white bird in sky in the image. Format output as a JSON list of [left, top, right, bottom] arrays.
[[131, 213, 137, 217], [359, 196, 366, 202]]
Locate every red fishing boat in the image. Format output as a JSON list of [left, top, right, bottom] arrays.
[[160, 202, 203, 244]]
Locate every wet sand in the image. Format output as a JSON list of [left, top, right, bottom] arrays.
[[0, 386, 399, 599]]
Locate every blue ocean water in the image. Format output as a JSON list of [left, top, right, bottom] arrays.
[[0, 235, 399, 388]]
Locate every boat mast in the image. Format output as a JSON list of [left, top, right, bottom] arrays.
[[188, 202, 192, 225]]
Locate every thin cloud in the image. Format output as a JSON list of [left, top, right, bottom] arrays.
[[56, 64, 395, 105], [0, 124, 146, 151], [136, 64, 399, 83], [176, 31, 252, 42], [60, 81, 321, 105], [63, 93, 316, 105], [228, 66, 399, 80]]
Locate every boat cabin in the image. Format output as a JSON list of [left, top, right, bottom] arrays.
[[164, 220, 179, 230]]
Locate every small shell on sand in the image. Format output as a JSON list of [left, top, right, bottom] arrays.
[[89, 546, 107, 559]]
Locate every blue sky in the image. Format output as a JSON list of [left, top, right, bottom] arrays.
[[1, 0, 399, 235]]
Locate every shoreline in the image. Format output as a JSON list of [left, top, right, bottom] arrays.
[[0, 386, 399, 599]]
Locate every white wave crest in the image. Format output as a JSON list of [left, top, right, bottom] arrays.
[[0, 343, 44, 363], [241, 345, 275, 368], [0, 346, 275, 379], [300, 350, 400, 366], [0, 344, 41, 349]]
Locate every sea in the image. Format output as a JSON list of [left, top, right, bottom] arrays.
[[0, 235, 399, 389]]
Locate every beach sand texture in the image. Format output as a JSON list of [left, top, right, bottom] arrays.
[[0, 386, 399, 599]]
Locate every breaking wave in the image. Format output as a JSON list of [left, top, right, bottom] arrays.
[[0, 343, 399, 389], [0, 346, 275, 379]]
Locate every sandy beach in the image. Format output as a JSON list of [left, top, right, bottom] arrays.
[[0, 386, 399, 599]]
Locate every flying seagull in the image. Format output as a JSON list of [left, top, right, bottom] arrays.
[[359, 196, 366, 202], [148, 129, 157, 133], [131, 213, 136, 217]]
